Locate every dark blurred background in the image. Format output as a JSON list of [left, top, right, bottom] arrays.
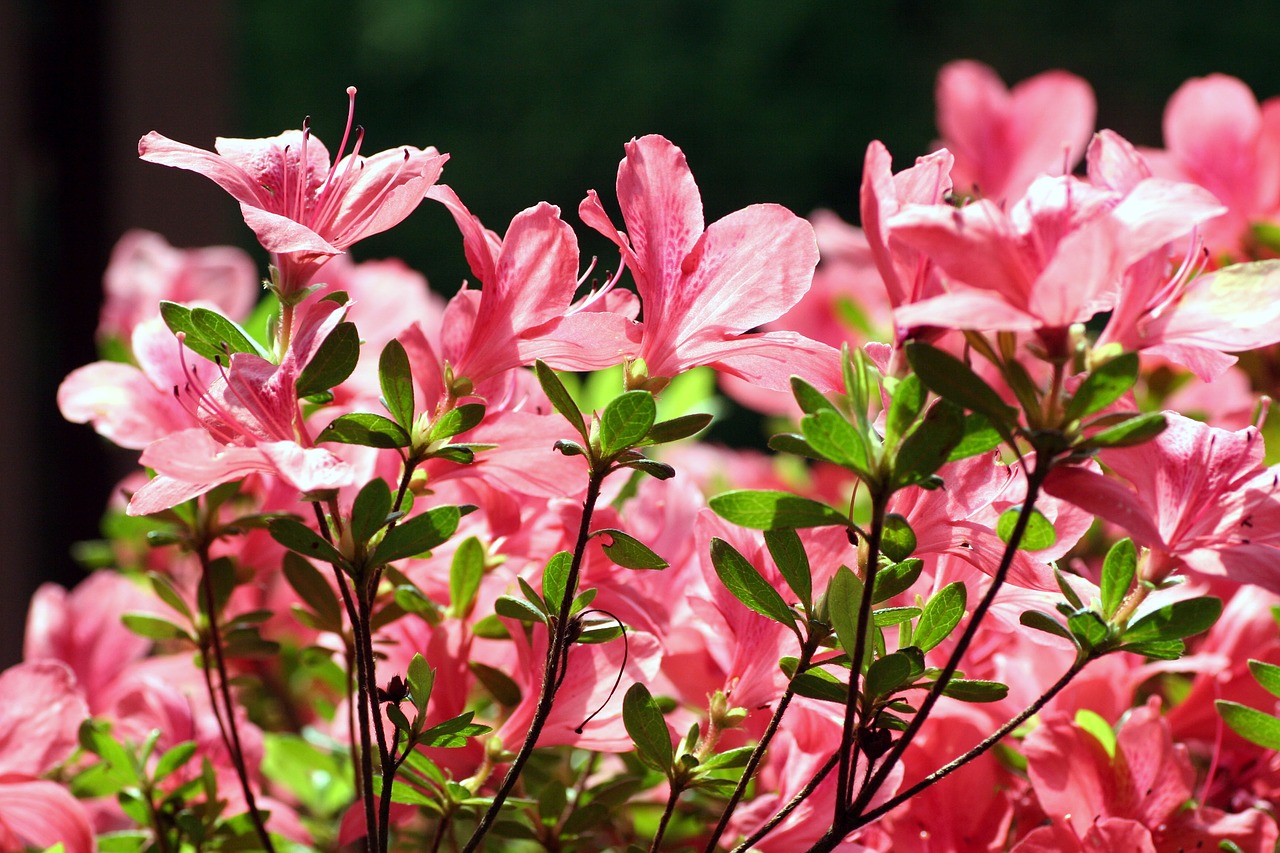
[[6, 0, 1280, 667]]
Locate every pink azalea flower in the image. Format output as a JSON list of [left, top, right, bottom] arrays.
[[1016, 699, 1277, 851], [1146, 74, 1280, 257], [936, 60, 1095, 203], [580, 134, 841, 392], [0, 662, 95, 853], [139, 88, 446, 295], [97, 229, 257, 346], [427, 185, 638, 391], [128, 296, 356, 514], [1046, 412, 1280, 592]]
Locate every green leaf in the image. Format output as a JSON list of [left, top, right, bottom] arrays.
[[894, 399, 965, 485], [800, 409, 871, 476], [865, 651, 913, 697], [947, 413, 1004, 461], [534, 360, 588, 442], [872, 558, 924, 604], [616, 457, 675, 480], [790, 375, 837, 415], [419, 711, 490, 748], [1020, 610, 1073, 641], [1123, 596, 1222, 644], [449, 536, 485, 619], [1081, 412, 1168, 450], [880, 514, 916, 562], [599, 391, 658, 457], [296, 321, 360, 397], [394, 585, 441, 623], [147, 572, 192, 622], [469, 662, 522, 707], [764, 529, 812, 610], [407, 653, 434, 714], [1075, 709, 1116, 758], [152, 741, 197, 782], [379, 338, 416, 428], [884, 373, 926, 448], [941, 679, 1009, 703], [1117, 639, 1186, 660], [709, 490, 846, 530], [1216, 700, 1280, 750], [542, 551, 573, 611], [767, 433, 822, 460], [1068, 610, 1110, 650], [283, 552, 342, 630], [905, 342, 1018, 431], [1100, 538, 1137, 620], [996, 506, 1056, 551], [372, 506, 461, 565], [1064, 352, 1139, 422], [122, 612, 194, 643], [622, 683, 673, 773], [1249, 659, 1280, 700], [269, 517, 350, 568], [827, 566, 866, 664], [320, 412, 411, 448], [914, 582, 966, 653], [790, 668, 848, 703], [190, 306, 270, 359], [709, 538, 796, 631], [428, 403, 486, 442], [641, 413, 713, 446], [494, 594, 546, 623], [595, 529, 668, 570], [351, 478, 393, 543]]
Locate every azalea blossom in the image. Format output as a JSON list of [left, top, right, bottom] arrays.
[[139, 88, 447, 296], [580, 134, 841, 392], [935, 60, 1096, 203]]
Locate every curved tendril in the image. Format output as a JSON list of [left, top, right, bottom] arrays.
[[571, 609, 630, 734]]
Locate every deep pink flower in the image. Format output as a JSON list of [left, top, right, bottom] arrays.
[[580, 135, 840, 392], [140, 88, 446, 295], [936, 60, 1095, 203], [1046, 412, 1280, 591]]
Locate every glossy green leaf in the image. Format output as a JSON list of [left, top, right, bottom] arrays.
[[827, 566, 866, 664], [641, 413, 714, 446], [282, 552, 342, 630], [407, 653, 434, 714], [1249, 659, 1280, 700], [623, 683, 673, 773], [996, 506, 1056, 551], [1064, 352, 1139, 422], [269, 517, 350, 568], [534, 360, 589, 442], [351, 478, 393, 544], [190, 306, 270, 359], [147, 572, 192, 622], [1216, 700, 1280, 750], [709, 490, 846, 530], [494, 595, 546, 623], [1068, 610, 1110, 650], [372, 506, 461, 565], [865, 651, 913, 697], [469, 662, 522, 707], [595, 528, 668, 570], [616, 457, 676, 480], [790, 668, 848, 704], [429, 403, 486, 441], [1123, 596, 1222, 644], [1020, 610, 1073, 641], [320, 412, 411, 449], [599, 391, 657, 457], [895, 399, 965, 485], [941, 679, 1009, 703], [880, 513, 917, 562], [800, 409, 871, 476], [449, 536, 485, 619], [122, 613, 192, 642], [296, 322, 360, 397], [764, 528, 811, 609], [947, 413, 1004, 461], [1100, 538, 1137, 620], [542, 551, 573, 610], [914, 582, 966, 652], [884, 373, 926, 448], [1081, 412, 1167, 450], [789, 375, 837, 415], [379, 338, 415, 428], [905, 342, 1018, 430], [418, 711, 490, 748], [767, 432, 822, 460], [709, 538, 796, 631], [872, 558, 924, 604]]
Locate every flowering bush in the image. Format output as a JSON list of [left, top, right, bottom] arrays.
[[12, 64, 1280, 852]]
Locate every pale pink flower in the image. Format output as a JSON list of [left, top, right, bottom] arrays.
[[580, 134, 840, 392], [98, 230, 257, 345], [936, 60, 1095, 203], [140, 88, 446, 295], [0, 662, 95, 853], [1146, 74, 1280, 256]]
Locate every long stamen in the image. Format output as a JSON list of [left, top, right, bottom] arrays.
[[327, 148, 415, 247], [311, 87, 361, 224], [173, 336, 240, 444], [295, 116, 312, 221], [215, 356, 296, 442], [313, 127, 369, 234], [1148, 230, 1206, 321], [569, 256, 628, 314]]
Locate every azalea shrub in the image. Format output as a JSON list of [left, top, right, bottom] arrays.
[[13, 64, 1280, 853]]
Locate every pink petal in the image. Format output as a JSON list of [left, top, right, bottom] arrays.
[[139, 131, 270, 208], [0, 662, 88, 775], [0, 778, 96, 853]]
